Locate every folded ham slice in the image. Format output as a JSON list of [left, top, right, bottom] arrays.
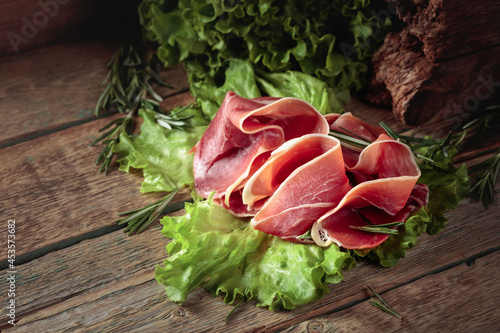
[[311, 120, 428, 249], [193, 93, 429, 250], [245, 134, 352, 241], [193, 91, 329, 213]]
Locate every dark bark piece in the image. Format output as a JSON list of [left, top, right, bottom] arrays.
[[389, 0, 500, 61], [367, 0, 500, 127]]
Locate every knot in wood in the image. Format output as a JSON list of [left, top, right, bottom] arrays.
[[173, 307, 188, 317], [307, 321, 324, 333]]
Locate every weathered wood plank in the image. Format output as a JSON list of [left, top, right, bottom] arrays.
[[0, 215, 181, 331], [0, 39, 189, 148], [288, 251, 500, 333], [1, 184, 498, 331], [0, 0, 95, 56], [0, 92, 194, 259], [0, 39, 114, 147]]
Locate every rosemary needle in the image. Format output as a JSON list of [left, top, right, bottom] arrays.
[[468, 149, 500, 208], [350, 222, 404, 235], [329, 130, 371, 150], [117, 189, 180, 235], [92, 43, 188, 174], [367, 285, 402, 320]]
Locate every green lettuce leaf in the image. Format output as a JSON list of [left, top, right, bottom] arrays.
[[418, 163, 469, 234], [113, 108, 206, 193], [257, 70, 350, 114], [156, 199, 355, 310], [354, 208, 430, 267], [190, 59, 263, 120], [192, 58, 347, 120], [414, 141, 470, 234], [139, 0, 393, 113], [156, 199, 266, 303]]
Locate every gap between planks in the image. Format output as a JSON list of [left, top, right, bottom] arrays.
[[0, 95, 194, 266], [285, 250, 500, 333], [0, 37, 190, 149]]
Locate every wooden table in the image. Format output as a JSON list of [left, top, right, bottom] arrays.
[[1, 35, 499, 332]]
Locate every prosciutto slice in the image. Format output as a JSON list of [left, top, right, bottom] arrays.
[[193, 92, 429, 250], [245, 134, 351, 241], [326, 112, 386, 167], [311, 125, 428, 249], [193, 91, 329, 213]]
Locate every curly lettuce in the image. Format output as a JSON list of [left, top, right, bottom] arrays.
[[113, 108, 206, 193], [139, 0, 392, 113], [156, 198, 355, 310]]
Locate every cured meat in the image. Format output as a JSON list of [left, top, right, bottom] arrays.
[[326, 112, 386, 142], [246, 134, 351, 242], [193, 91, 329, 212], [194, 93, 429, 250], [326, 112, 386, 167], [311, 131, 428, 249]]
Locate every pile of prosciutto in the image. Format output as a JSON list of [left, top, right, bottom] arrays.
[[193, 91, 429, 250]]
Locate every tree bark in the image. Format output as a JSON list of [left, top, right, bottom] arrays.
[[367, 0, 500, 127]]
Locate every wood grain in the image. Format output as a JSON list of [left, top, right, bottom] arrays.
[[1, 27, 498, 333], [288, 251, 500, 333], [0, 40, 189, 148], [0, 93, 193, 259], [0, 0, 96, 55], [1, 184, 498, 331], [367, 0, 500, 126], [389, 0, 500, 62]]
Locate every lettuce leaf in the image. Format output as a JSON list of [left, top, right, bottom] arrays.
[[415, 143, 470, 234], [139, 0, 393, 112], [257, 70, 351, 115], [418, 164, 469, 235], [191, 58, 347, 120], [156, 199, 355, 310], [354, 208, 430, 267], [113, 108, 206, 193]]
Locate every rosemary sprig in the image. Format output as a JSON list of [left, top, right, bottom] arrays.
[[367, 285, 402, 320], [154, 103, 195, 130], [92, 44, 168, 173], [329, 130, 371, 151], [350, 222, 404, 235], [378, 122, 399, 141], [461, 106, 500, 208], [90, 112, 133, 174], [95, 44, 171, 116], [116, 189, 180, 235], [91, 43, 193, 173], [468, 149, 500, 208]]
